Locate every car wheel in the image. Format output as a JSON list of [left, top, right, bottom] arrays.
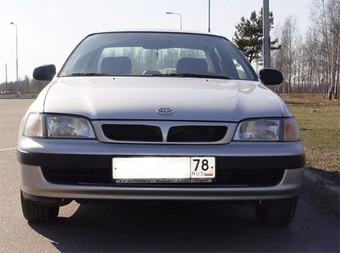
[[255, 197, 298, 226], [20, 191, 59, 222]]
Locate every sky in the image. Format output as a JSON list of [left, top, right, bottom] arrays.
[[0, 0, 311, 84]]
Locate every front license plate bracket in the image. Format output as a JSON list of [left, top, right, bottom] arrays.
[[112, 157, 215, 183]]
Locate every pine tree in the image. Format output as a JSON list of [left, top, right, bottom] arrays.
[[233, 9, 279, 63]]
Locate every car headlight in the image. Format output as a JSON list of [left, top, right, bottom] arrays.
[[234, 118, 300, 141], [46, 115, 95, 138], [23, 113, 95, 139]]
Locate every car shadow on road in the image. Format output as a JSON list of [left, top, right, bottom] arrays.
[[27, 199, 331, 253]]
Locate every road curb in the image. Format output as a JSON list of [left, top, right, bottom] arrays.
[[303, 167, 339, 214]]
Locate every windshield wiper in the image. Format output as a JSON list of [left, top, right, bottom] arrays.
[[69, 73, 107, 76], [162, 73, 231, 80], [67, 72, 231, 79]]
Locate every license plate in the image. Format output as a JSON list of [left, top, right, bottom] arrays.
[[112, 157, 215, 181]]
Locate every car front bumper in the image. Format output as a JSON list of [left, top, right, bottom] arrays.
[[17, 137, 305, 202]]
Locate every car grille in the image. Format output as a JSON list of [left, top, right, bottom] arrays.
[[101, 124, 228, 143], [167, 126, 227, 142], [102, 124, 162, 142], [215, 169, 285, 186], [41, 167, 284, 187], [42, 167, 112, 185]]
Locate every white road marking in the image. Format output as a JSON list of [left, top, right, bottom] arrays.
[[0, 147, 16, 151]]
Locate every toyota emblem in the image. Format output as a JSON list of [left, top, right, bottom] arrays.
[[156, 107, 174, 116]]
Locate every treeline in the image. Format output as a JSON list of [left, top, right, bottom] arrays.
[[234, 0, 339, 99], [0, 75, 48, 94], [272, 0, 339, 99]]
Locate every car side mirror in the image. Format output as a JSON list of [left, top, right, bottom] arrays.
[[259, 68, 283, 85], [33, 64, 56, 81]]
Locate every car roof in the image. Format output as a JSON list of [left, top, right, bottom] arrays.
[[88, 29, 229, 41]]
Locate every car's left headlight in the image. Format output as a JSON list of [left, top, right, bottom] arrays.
[[23, 113, 95, 139], [233, 118, 300, 141]]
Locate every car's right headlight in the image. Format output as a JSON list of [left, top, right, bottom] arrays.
[[23, 113, 95, 139]]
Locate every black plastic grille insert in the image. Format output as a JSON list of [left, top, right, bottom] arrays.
[[41, 167, 284, 187], [101, 124, 227, 142]]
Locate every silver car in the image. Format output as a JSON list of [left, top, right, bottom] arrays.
[[17, 31, 305, 226]]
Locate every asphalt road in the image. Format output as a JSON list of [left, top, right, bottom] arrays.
[[0, 99, 339, 253]]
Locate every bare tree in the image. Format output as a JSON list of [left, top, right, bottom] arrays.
[[272, 16, 299, 95], [271, 0, 339, 97], [304, 27, 322, 94], [310, 0, 340, 99]]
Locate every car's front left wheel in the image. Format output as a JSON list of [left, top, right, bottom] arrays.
[[255, 197, 298, 226], [20, 191, 59, 222]]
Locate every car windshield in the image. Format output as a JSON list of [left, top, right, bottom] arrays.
[[59, 32, 257, 80]]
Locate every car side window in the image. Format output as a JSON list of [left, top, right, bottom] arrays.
[[213, 46, 252, 80]]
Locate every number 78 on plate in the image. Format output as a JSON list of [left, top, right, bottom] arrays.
[[190, 157, 215, 178]]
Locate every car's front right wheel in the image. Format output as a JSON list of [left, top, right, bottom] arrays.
[[20, 191, 59, 222], [255, 197, 298, 226]]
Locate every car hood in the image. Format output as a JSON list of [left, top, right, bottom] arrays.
[[42, 77, 286, 121]]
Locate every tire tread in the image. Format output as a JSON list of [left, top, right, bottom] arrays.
[[256, 197, 298, 226], [21, 191, 59, 222]]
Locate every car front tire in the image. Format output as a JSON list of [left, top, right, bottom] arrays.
[[20, 191, 59, 222], [255, 197, 298, 226]]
